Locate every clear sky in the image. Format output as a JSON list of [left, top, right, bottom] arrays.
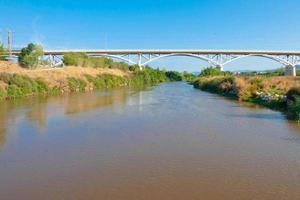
[[1, 0, 300, 71]]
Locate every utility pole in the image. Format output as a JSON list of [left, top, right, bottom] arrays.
[[7, 29, 12, 57], [0, 29, 2, 44]]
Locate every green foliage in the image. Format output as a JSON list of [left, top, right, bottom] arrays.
[[239, 69, 285, 77], [287, 97, 300, 120], [286, 87, 300, 102], [84, 74, 106, 89], [129, 67, 169, 87], [18, 43, 44, 69], [193, 76, 236, 96], [129, 65, 141, 72], [0, 87, 6, 100], [182, 71, 197, 82], [49, 86, 60, 96], [63, 53, 130, 71], [0, 73, 49, 99], [0, 43, 7, 61], [67, 77, 87, 92], [35, 79, 49, 93], [63, 53, 88, 66], [286, 87, 300, 120], [98, 74, 127, 88], [165, 71, 182, 81], [7, 85, 23, 99], [199, 67, 233, 77]]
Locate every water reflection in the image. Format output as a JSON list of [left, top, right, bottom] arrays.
[[0, 88, 137, 146], [64, 89, 130, 114]]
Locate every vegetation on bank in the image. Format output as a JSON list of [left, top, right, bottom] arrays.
[[193, 67, 300, 120], [0, 66, 176, 100], [18, 43, 44, 69], [63, 52, 130, 71]]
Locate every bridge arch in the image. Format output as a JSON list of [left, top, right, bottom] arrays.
[[222, 54, 295, 67], [141, 53, 219, 67]]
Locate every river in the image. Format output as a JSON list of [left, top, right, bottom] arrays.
[[0, 82, 300, 200]]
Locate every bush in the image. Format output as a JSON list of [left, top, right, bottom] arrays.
[[8, 74, 40, 95], [35, 79, 49, 93], [105, 74, 126, 88], [129, 65, 141, 72], [63, 53, 88, 66], [287, 97, 300, 120], [286, 87, 300, 102], [165, 71, 182, 81], [182, 71, 197, 82], [7, 85, 23, 99], [67, 77, 87, 92], [199, 67, 233, 77], [0, 87, 6, 100], [63, 53, 129, 71], [18, 43, 44, 68]]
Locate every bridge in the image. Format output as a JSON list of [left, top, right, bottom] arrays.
[[11, 49, 300, 76]]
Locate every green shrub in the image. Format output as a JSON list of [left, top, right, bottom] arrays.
[[18, 43, 44, 69], [0, 87, 6, 100], [63, 53, 88, 66], [36, 79, 49, 93], [49, 86, 60, 96], [67, 77, 87, 92], [165, 71, 182, 81], [98, 74, 127, 88], [182, 71, 197, 81], [8, 74, 39, 95], [7, 85, 23, 99], [63, 53, 129, 71], [84, 74, 106, 89], [199, 67, 233, 77], [286, 87, 300, 102], [129, 65, 141, 72], [287, 97, 300, 120]]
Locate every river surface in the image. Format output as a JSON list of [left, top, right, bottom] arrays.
[[0, 82, 300, 200]]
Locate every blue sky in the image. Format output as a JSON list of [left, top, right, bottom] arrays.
[[1, 0, 300, 71]]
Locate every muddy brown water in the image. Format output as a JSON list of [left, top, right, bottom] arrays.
[[0, 82, 300, 200]]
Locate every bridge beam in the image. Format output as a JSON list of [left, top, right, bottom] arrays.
[[285, 65, 296, 77]]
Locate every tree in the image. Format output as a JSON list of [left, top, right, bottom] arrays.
[[0, 43, 7, 61], [199, 67, 233, 77], [18, 43, 44, 68], [165, 71, 183, 81], [199, 67, 223, 77]]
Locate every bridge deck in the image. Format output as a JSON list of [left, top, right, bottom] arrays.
[[11, 49, 300, 55]]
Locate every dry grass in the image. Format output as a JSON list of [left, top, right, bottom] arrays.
[[0, 61, 130, 88], [195, 75, 300, 101]]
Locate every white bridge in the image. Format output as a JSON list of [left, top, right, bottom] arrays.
[[11, 49, 300, 76]]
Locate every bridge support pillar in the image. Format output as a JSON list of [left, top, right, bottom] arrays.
[[285, 65, 296, 77], [216, 65, 224, 71], [138, 54, 143, 70]]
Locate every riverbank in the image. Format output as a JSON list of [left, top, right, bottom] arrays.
[[0, 61, 173, 100], [192, 75, 300, 120]]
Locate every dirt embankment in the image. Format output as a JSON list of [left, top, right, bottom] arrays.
[[0, 61, 130, 88]]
